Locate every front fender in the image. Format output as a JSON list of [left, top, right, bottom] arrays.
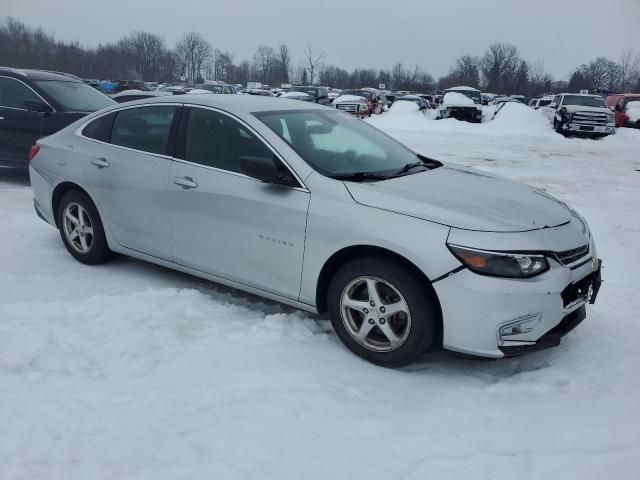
[[298, 182, 458, 307]]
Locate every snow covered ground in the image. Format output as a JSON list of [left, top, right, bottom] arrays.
[[1, 104, 640, 479]]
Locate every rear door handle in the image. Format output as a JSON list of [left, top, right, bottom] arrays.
[[172, 176, 198, 189], [90, 157, 110, 168]]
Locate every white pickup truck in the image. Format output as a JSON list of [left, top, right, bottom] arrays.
[[541, 93, 615, 138]]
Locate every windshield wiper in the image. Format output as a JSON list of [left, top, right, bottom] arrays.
[[394, 156, 442, 177], [330, 172, 390, 182]]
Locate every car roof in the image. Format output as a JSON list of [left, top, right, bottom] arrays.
[[0, 66, 81, 82], [124, 93, 329, 114]]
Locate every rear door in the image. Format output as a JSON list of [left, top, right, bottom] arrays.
[[80, 104, 180, 259], [0, 76, 49, 167], [168, 106, 310, 300]]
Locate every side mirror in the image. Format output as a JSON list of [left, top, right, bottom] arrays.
[[24, 100, 52, 113], [239, 156, 298, 188], [549, 103, 557, 109]]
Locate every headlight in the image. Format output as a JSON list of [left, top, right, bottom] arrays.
[[607, 114, 614, 125], [447, 245, 549, 278], [358, 103, 369, 112]]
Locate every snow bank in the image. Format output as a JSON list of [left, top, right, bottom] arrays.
[[369, 99, 553, 137], [442, 91, 475, 106], [626, 101, 640, 122], [334, 94, 367, 103]]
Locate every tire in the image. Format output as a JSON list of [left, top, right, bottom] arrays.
[[327, 256, 438, 367], [554, 118, 565, 135], [56, 190, 112, 265]]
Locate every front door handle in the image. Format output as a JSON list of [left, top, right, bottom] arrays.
[[172, 176, 198, 189], [90, 157, 110, 168]]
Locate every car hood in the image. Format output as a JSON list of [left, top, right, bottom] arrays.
[[344, 165, 572, 232], [562, 105, 610, 114]]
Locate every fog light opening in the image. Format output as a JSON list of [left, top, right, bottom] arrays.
[[499, 313, 541, 344]]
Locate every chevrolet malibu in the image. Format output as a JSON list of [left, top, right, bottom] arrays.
[[29, 95, 602, 367]]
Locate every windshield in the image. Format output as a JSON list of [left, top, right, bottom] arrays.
[[197, 84, 223, 93], [35, 80, 115, 111], [342, 90, 372, 99], [289, 87, 318, 97], [538, 99, 552, 107], [562, 95, 606, 108], [256, 110, 439, 178]]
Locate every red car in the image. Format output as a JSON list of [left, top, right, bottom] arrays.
[[605, 94, 640, 128]]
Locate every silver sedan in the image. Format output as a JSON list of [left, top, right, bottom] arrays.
[[29, 95, 602, 366]]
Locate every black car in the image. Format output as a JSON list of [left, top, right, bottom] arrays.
[[286, 86, 332, 105], [0, 67, 116, 168]]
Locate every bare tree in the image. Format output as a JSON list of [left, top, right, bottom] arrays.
[[253, 45, 275, 84], [176, 31, 212, 83], [277, 44, 291, 85], [303, 45, 326, 85], [619, 48, 640, 92], [480, 42, 521, 92]]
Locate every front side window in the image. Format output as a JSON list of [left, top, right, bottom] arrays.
[[110, 106, 176, 155], [256, 110, 437, 177], [34, 80, 115, 111], [178, 107, 280, 175], [0, 77, 40, 109]]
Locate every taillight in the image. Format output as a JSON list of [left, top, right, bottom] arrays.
[[28, 144, 40, 162]]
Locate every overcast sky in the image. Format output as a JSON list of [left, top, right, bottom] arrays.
[[2, 0, 639, 79]]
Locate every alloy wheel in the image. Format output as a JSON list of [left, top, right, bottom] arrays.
[[340, 276, 412, 352], [62, 202, 94, 254]]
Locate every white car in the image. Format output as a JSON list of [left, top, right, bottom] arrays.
[[28, 95, 603, 366]]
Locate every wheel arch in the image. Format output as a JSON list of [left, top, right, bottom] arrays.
[[315, 244, 443, 344], [51, 181, 93, 228]]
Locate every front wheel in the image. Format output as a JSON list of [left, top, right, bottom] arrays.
[[327, 257, 438, 367], [57, 190, 112, 265]]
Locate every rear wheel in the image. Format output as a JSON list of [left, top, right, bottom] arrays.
[[327, 257, 438, 367], [57, 190, 112, 265]]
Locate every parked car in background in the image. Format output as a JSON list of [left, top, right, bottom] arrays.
[[333, 89, 384, 116], [158, 85, 188, 95], [246, 88, 276, 97], [111, 90, 172, 103], [542, 93, 615, 137], [195, 83, 238, 94], [530, 96, 555, 110], [605, 94, 640, 128], [0, 66, 115, 169], [437, 87, 483, 122], [393, 94, 428, 111], [28, 94, 602, 367], [286, 86, 331, 105]]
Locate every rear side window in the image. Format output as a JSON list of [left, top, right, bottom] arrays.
[[82, 113, 115, 142], [111, 106, 176, 155], [0, 77, 41, 109], [177, 107, 278, 174]]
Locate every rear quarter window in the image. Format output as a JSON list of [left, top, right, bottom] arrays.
[[82, 113, 115, 143]]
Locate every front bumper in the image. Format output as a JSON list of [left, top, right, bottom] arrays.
[[433, 235, 601, 358], [563, 122, 614, 135]]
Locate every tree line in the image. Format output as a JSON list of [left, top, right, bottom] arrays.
[[1, 17, 639, 95]]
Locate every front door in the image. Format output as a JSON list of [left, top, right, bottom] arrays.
[[80, 104, 179, 259], [169, 106, 310, 300]]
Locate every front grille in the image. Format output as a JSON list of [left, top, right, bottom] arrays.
[[555, 245, 589, 265], [571, 111, 608, 126], [336, 103, 359, 113]]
